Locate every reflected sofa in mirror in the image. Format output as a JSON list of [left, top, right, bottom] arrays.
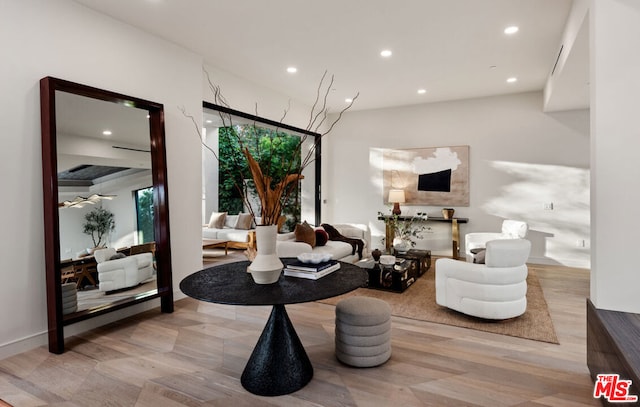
[[40, 77, 173, 354]]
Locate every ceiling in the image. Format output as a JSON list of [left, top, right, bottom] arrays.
[[56, 91, 152, 191], [72, 0, 587, 112]]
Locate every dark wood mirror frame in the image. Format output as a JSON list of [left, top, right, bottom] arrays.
[[40, 77, 173, 354]]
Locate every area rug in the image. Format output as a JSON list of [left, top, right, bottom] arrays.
[[319, 267, 559, 344]]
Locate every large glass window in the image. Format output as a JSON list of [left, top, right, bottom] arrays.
[[135, 187, 154, 243], [203, 103, 320, 232]]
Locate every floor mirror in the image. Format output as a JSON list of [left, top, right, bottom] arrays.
[[40, 77, 173, 354]]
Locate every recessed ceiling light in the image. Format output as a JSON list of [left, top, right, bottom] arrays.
[[286, 66, 297, 73], [102, 130, 112, 136], [417, 89, 427, 94], [205, 119, 213, 124], [345, 98, 353, 103], [380, 50, 392, 58], [504, 26, 519, 35], [506, 77, 518, 83]]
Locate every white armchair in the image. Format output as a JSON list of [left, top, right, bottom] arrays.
[[464, 219, 528, 262], [93, 248, 154, 292], [435, 239, 531, 320]]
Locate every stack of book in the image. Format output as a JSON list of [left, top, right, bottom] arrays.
[[284, 260, 340, 280]]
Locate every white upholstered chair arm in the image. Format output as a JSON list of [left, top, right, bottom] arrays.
[[131, 252, 153, 268], [436, 258, 528, 285], [96, 256, 137, 272], [465, 232, 503, 261], [93, 247, 117, 263]]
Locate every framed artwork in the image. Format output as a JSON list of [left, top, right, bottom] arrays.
[[382, 145, 469, 206]]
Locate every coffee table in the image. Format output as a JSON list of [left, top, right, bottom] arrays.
[[179, 259, 368, 396], [202, 238, 229, 255]]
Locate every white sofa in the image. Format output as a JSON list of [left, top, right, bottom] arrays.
[[202, 213, 256, 249], [94, 247, 154, 292], [435, 239, 531, 320], [276, 223, 370, 263]]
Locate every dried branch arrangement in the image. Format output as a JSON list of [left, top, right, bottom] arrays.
[[181, 69, 358, 226]]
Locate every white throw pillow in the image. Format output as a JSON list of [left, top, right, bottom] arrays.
[[208, 212, 227, 229], [235, 213, 254, 230]]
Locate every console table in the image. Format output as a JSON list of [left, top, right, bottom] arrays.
[[179, 259, 368, 396], [378, 215, 469, 258]]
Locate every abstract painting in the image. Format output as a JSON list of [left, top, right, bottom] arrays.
[[382, 145, 469, 206]]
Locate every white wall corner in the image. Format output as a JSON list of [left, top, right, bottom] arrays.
[[543, 0, 590, 112]]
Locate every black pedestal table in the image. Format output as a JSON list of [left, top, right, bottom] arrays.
[[179, 259, 368, 396]]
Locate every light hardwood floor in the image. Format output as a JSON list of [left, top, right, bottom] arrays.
[[0, 255, 599, 406]]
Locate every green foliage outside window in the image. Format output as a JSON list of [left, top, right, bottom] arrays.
[[135, 187, 154, 243], [218, 125, 302, 231]]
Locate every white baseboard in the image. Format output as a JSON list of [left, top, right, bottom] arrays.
[[0, 331, 48, 360], [0, 298, 164, 360]]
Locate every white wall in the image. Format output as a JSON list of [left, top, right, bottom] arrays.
[[324, 92, 591, 267], [590, 0, 640, 313], [0, 0, 203, 358]]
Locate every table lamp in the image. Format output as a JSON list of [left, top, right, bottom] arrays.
[[388, 189, 406, 215]]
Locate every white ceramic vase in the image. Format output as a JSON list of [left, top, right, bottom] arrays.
[[393, 237, 410, 254], [248, 225, 283, 284]]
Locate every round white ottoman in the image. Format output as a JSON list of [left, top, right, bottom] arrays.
[[335, 297, 391, 367]]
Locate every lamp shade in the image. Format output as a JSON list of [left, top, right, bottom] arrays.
[[388, 189, 406, 203]]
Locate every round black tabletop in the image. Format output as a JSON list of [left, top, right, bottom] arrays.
[[180, 259, 368, 306]]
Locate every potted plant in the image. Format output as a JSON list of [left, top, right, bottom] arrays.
[[379, 210, 428, 254], [82, 207, 115, 250]]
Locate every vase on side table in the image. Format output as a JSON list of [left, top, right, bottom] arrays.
[[248, 224, 283, 284], [392, 237, 410, 254]]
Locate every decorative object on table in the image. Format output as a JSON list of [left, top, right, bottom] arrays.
[[247, 224, 283, 284], [382, 145, 469, 206], [371, 248, 382, 262], [379, 210, 428, 254], [82, 207, 115, 249], [379, 255, 395, 265], [387, 189, 405, 215], [392, 237, 410, 254], [296, 252, 333, 264], [441, 207, 455, 219], [283, 259, 341, 280], [182, 70, 357, 282], [335, 297, 392, 367]]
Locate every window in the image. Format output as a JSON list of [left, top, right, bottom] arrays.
[[203, 102, 321, 231], [135, 187, 154, 243]]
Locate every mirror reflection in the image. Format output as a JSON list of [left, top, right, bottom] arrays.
[[56, 91, 158, 318]]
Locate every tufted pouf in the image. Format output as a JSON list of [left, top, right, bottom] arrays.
[[335, 297, 392, 367]]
